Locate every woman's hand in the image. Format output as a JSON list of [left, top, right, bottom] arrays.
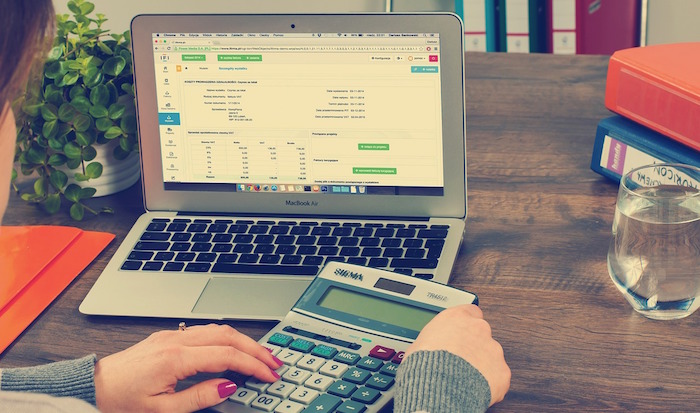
[[94, 323, 282, 413]]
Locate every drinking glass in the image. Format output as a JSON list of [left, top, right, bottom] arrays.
[[607, 163, 700, 320]]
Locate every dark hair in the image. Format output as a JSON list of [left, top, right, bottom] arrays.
[[0, 0, 55, 119]]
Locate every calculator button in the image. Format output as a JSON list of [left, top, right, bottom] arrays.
[[366, 373, 395, 391], [268, 333, 294, 347], [274, 400, 305, 413], [246, 377, 272, 392], [327, 380, 357, 398], [336, 400, 367, 413], [342, 367, 371, 384], [356, 357, 383, 372], [277, 349, 304, 365], [379, 362, 399, 377], [265, 344, 283, 356], [351, 387, 381, 404], [310, 344, 338, 359], [302, 394, 342, 413], [275, 364, 290, 377], [297, 355, 325, 372], [289, 338, 316, 353], [334, 350, 361, 365], [319, 361, 349, 378], [283, 368, 312, 385], [251, 394, 282, 412], [304, 373, 334, 391], [267, 381, 297, 398], [392, 351, 405, 364], [368, 345, 396, 361], [229, 387, 259, 405], [289, 386, 319, 404]]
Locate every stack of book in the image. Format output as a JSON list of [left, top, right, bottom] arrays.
[[590, 42, 700, 183]]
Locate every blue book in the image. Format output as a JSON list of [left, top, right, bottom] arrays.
[[455, 0, 498, 52], [591, 115, 700, 183]]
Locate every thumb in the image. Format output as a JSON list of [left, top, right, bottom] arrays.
[[154, 379, 238, 413]]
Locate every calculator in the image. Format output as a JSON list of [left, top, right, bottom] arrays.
[[212, 262, 478, 413]]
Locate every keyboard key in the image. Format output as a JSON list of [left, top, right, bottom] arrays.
[[191, 242, 212, 252], [170, 242, 191, 251], [393, 268, 413, 276], [338, 237, 359, 247], [379, 363, 399, 377], [277, 349, 304, 365], [187, 223, 207, 232], [304, 373, 334, 391], [302, 394, 342, 413], [171, 233, 191, 242], [229, 388, 258, 406], [318, 247, 339, 256], [283, 368, 312, 385], [297, 245, 317, 255], [249, 225, 270, 234], [319, 361, 349, 378], [311, 344, 338, 359], [289, 386, 319, 404], [334, 351, 361, 365], [414, 273, 435, 280], [369, 345, 396, 361], [140, 232, 170, 241], [166, 223, 187, 232], [404, 248, 426, 258], [255, 234, 275, 244], [382, 248, 403, 258], [246, 377, 272, 392], [353, 227, 374, 237], [268, 332, 294, 347], [121, 260, 142, 270], [361, 248, 381, 257], [128, 251, 153, 260], [146, 222, 167, 231], [275, 235, 295, 245], [332, 227, 352, 236], [260, 254, 281, 264], [154, 251, 175, 261], [234, 234, 254, 243], [351, 387, 380, 404], [340, 247, 361, 257], [336, 400, 367, 413], [184, 262, 211, 272], [212, 233, 232, 242], [303, 256, 324, 266], [356, 357, 383, 372], [174, 252, 196, 262], [346, 257, 367, 266], [142, 261, 164, 271], [212, 243, 232, 253], [228, 224, 249, 233], [255, 244, 276, 254], [386, 223, 405, 228], [417, 228, 448, 239], [274, 400, 305, 413], [392, 352, 405, 364], [191, 233, 212, 242], [238, 254, 260, 263], [403, 238, 424, 248], [251, 394, 282, 412], [366, 374, 394, 391], [342, 368, 371, 384], [359, 238, 380, 247], [327, 380, 357, 398], [217, 253, 238, 263], [211, 263, 318, 275], [368, 258, 389, 268], [389, 258, 438, 269], [195, 253, 217, 262], [267, 381, 297, 398], [280, 255, 303, 265], [207, 223, 228, 233], [233, 244, 254, 253], [317, 236, 338, 246], [270, 225, 291, 235], [374, 228, 394, 237], [297, 355, 325, 372], [134, 241, 170, 251], [289, 338, 315, 353], [295, 236, 316, 245], [381, 238, 402, 248], [163, 262, 184, 271], [311, 227, 331, 235], [290, 226, 310, 235]]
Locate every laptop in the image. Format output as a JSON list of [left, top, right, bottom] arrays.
[[79, 13, 468, 321]]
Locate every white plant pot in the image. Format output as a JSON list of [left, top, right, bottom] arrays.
[[58, 139, 140, 197]]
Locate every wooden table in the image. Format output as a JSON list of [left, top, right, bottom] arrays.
[[2, 52, 698, 412]]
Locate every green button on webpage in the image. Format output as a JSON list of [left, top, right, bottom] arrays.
[[181, 54, 206, 61], [217, 54, 263, 61], [358, 143, 390, 150], [353, 167, 397, 175]]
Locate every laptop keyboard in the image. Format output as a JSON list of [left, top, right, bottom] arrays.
[[120, 218, 449, 280]]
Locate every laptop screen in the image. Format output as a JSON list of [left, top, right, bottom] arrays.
[[152, 31, 444, 197]]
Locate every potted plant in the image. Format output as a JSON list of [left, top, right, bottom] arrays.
[[12, 0, 139, 221]]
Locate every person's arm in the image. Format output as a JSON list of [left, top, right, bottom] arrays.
[[0, 355, 97, 403], [393, 304, 511, 413]]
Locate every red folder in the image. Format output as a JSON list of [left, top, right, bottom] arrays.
[[605, 42, 700, 152], [547, 0, 640, 55], [0, 226, 114, 354]]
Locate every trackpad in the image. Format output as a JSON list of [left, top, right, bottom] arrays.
[[192, 277, 311, 320]]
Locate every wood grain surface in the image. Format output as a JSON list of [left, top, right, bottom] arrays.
[[2, 52, 698, 412]]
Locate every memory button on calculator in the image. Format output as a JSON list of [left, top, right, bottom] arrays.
[[333, 351, 361, 365], [268, 333, 294, 347], [310, 344, 338, 359], [356, 357, 383, 372], [289, 338, 315, 353], [379, 362, 399, 376]]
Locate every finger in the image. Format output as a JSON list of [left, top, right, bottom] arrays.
[[171, 324, 282, 369], [179, 345, 280, 382], [150, 378, 238, 413], [457, 303, 483, 319]]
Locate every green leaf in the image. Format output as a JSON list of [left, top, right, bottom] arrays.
[[95, 118, 113, 132], [89, 84, 110, 106], [97, 41, 113, 55], [64, 183, 81, 202], [69, 85, 86, 99], [21, 193, 42, 202], [48, 138, 64, 151], [34, 177, 47, 196], [75, 130, 94, 146], [119, 136, 132, 152], [45, 61, 66, 79], [70, 202, 85, 221], [49, 169, 69, 188], [48, 154, 68, 167], [46, 45, 64, 61], [42, 120, 58, 139], [85, 161, 103, 179], [120, 114, 137, 134], [120, 83, 134, 97], [62, 71, 80, 86], [80, 187, 97, 199], [108, 103, 125, 120], [21, 102, 43, 117], [102, 56, 126, 77], [58, 103, 78, 122], [67, 60, 83, 70], [104, 126, 123, 139], [82, 145, 97, 161], [64, 142, 82, 159], [26, 144, 47, 164], [74, 172, 90, 181], [73, 114, 92, 132], [71, 96, 91, 113], [66, 158, 81, 169], [83, 66, 103, 88], [67, 0, 81, 15], [41, 104, 58, 121], [79, 2, 95, 15], [44, 194, 61, 214], [89, 104, 108, 118]]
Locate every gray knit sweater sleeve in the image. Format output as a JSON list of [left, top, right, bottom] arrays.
[[0, 354, 97, 405], [394, 350, 491, 413]]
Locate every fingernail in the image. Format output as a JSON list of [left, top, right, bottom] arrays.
[[271, 370, 281, 380], [217, 381, 237, 398], [272, 355, 284, 367]]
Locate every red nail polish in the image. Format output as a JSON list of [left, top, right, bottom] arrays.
[[272, 355, 284, 367], [217, 381, 237, 398], [271, 369, 281, 380]]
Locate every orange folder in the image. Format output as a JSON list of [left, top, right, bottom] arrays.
[[0, 226, 115, 354]]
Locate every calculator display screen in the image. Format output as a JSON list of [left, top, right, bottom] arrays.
[[317, 286, 438, 331]]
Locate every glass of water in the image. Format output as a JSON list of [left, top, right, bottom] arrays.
[[607, 163, 700, 320]]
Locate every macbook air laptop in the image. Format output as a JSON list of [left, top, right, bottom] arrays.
[[79, 13, 467, 321]]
